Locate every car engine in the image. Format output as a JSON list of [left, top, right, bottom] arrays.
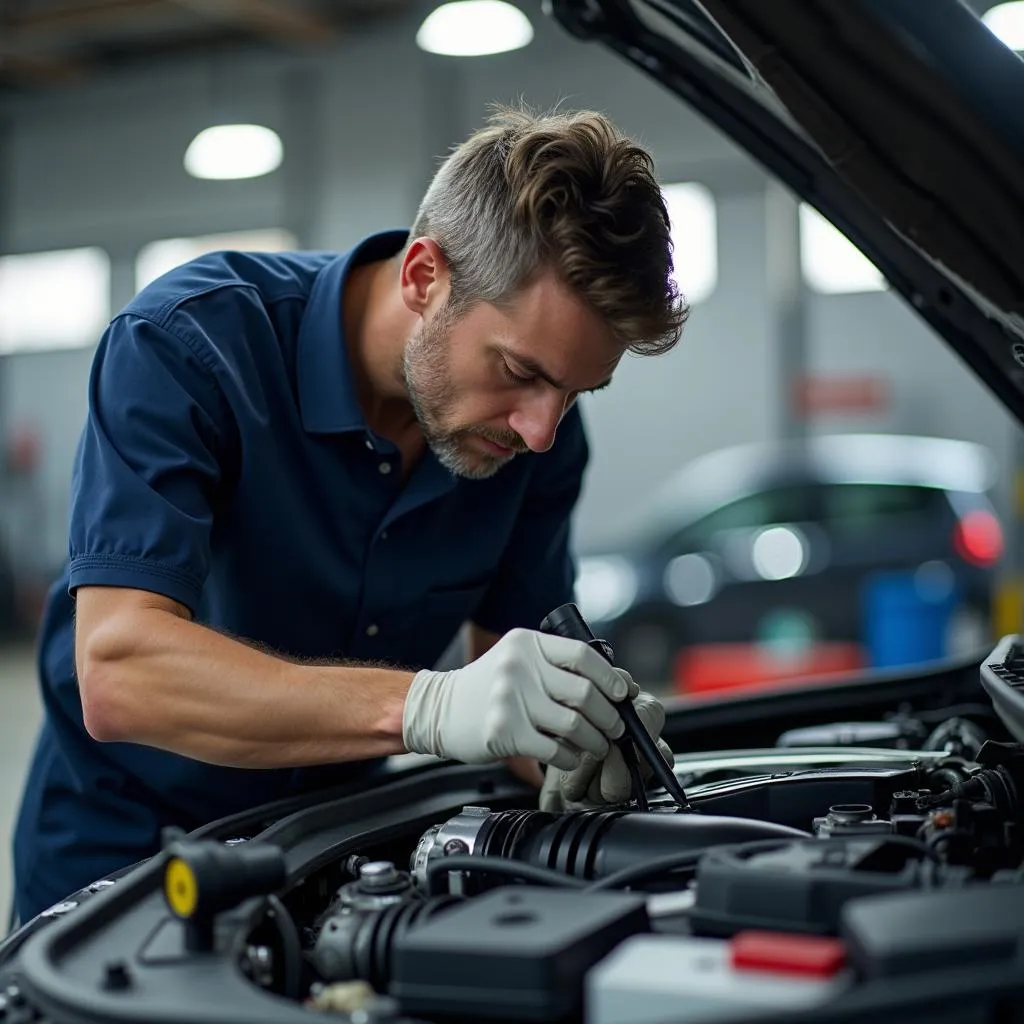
[[1, 642, 1022, 1024], [295, 726, 1024, 1024]]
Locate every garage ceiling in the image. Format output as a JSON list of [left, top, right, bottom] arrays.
[[0, 0, 422, 93], [0, 0, 1006, 96]]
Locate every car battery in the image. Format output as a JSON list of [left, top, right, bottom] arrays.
[[586, 932, 850, 1024]]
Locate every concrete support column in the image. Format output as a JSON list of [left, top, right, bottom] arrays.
[[764, 182, 807, 442], [282, 61, 327, 250]]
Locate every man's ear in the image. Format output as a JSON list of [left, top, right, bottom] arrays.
[[400, 237, 451, 315]]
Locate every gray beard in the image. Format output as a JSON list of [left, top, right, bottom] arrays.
[[401, 324, 515, 481]]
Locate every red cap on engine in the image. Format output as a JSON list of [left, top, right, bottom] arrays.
[[730, 931, 847, 978]]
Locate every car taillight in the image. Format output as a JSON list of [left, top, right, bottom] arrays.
[[954, 510, 1004, 568]]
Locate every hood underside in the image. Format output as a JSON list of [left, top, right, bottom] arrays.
[[549, 0, 1024, 423]]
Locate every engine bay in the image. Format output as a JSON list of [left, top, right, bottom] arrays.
[[2, 646, 1023, 1024], [298, 724, 1024, 1024]]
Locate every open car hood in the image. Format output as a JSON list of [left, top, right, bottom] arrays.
[[548, 0, 1024, 423]]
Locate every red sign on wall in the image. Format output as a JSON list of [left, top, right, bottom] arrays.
[[793, 376, 888, 416]]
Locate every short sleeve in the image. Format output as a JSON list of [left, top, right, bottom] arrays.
[[68, 314, 235, 612], [471, 405, 589, 635]]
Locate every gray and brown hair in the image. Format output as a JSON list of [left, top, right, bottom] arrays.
[[409, 104, 690, 356]]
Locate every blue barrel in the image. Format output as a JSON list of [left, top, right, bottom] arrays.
[[862, 568, 960, 669]]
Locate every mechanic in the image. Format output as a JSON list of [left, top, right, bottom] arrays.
[[10, 105, 688, 925]]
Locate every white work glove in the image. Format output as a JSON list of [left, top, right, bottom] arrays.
[[539, 675, 675, 812], [402, 628, 631, 769]]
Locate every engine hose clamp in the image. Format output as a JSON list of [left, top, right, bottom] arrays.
[[411, 806, 492, 887]]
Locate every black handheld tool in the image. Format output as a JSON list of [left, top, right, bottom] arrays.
[[539, 603, 693, 811]]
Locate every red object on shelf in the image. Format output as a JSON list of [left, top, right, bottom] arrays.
[[731, 931, 848, 978], [673, 642, 866, 698]]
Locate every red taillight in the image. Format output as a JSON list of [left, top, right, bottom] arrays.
[[954, 510, 1004, 568]]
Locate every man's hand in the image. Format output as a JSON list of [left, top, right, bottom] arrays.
[[539, 678, 674, 812], [402, 628, 630, 768]]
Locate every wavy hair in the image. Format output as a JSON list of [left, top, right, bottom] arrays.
[[409, 104, 690, 355]]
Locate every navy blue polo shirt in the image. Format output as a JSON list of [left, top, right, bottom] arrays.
[[12, 230, 589, 921]]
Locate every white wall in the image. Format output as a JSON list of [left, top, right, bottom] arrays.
[[805, 291, 1018, 522], [0, 0, 1015, 571]]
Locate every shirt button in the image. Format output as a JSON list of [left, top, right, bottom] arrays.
[[378, 461, 392, 475], [366, 624, 380, 637], [381, 531, 388, 541]]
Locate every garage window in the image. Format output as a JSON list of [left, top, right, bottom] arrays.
[[0, 247, 111, 354], [663, 182, 717, 304], [799, 204, 887, 294], [135, 228, 299, 293]]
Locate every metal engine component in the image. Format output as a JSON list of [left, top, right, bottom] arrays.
[[410, 806, 492, 887], [813, 804, 892, 838], [240, 946, 273, 989], [331, 862, 414, 915]]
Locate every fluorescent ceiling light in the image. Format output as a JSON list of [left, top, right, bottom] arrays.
[[983, 1, 1024, 51], [416, 1, 533, 57], [184, 124, 283, 181]]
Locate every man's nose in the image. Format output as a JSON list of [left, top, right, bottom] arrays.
[[508, 393, 568, 453]]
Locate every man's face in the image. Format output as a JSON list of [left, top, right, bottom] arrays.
[[402, 272, 622, 480]]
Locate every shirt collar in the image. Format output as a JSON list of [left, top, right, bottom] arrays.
[[296, 229, 409, 434]]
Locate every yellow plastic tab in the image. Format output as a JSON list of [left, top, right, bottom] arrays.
[[165, 856, 199, 918], [994, 577, 1024, 638]]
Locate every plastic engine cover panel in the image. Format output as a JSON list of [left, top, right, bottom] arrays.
[[842, 884, 1024, 977], [390, 886, 649, 1022]]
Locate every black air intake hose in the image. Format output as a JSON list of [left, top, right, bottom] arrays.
[[313, 895, 462, 987], [918, 741, 1022, 818], [417, 809, 809, 893], [519, 811, 807, 880]]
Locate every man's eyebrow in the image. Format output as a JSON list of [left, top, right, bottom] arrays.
[[502, 349, 613, 394]]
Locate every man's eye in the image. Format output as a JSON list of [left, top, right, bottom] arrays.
[[501, 361, 533, 385]]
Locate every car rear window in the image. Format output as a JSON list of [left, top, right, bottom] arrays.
[[666, 484, 815, 552], [821, 483, 948, 531]]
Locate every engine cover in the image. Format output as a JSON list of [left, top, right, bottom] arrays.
[[691, 837, 970, 937], [390, 887, 649, 1022]]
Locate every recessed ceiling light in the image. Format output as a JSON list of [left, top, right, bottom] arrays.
[[183, 124, 283, 181], [416, 1, 533, 57], [982, 1, 1024, 51]]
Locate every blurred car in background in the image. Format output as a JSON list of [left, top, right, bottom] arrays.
[[575, 434, 1004, 691]]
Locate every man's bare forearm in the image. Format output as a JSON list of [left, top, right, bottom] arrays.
[[77, 594, 415, 769]]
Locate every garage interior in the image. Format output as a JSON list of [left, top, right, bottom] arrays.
[[0, 0, 1022, 935]]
